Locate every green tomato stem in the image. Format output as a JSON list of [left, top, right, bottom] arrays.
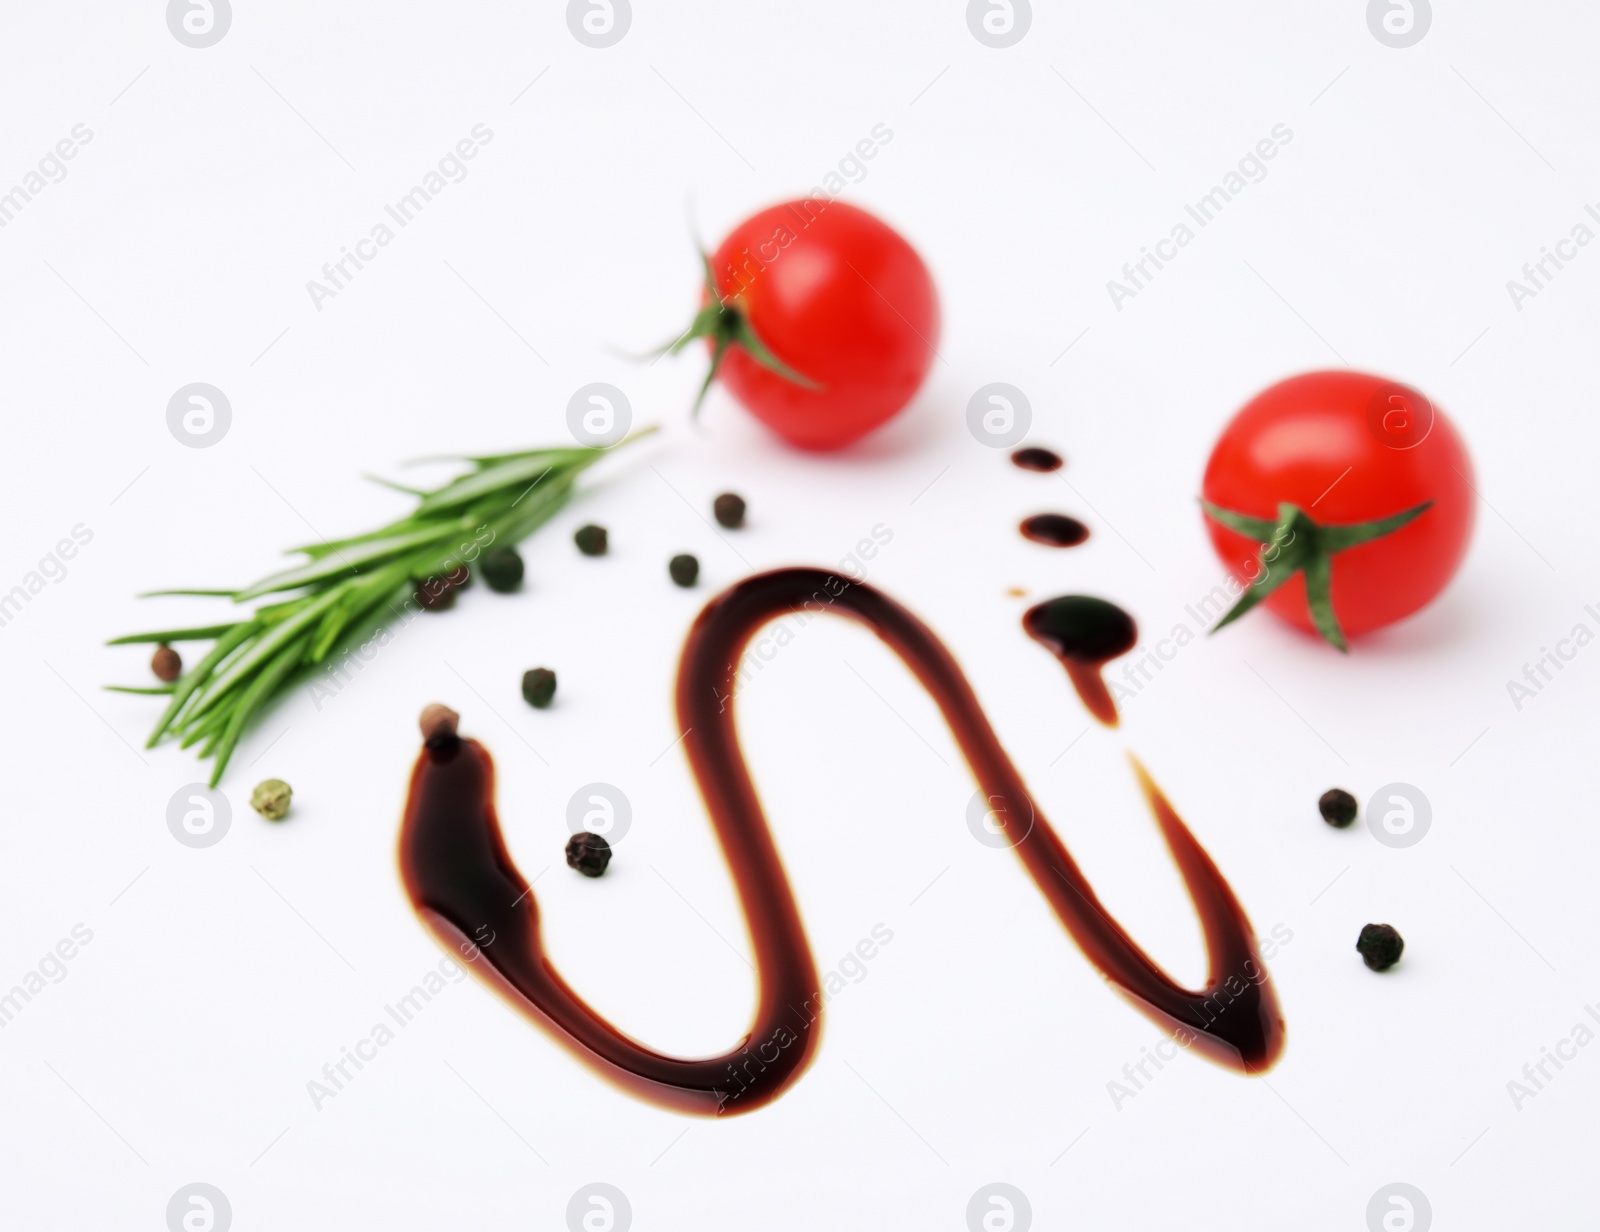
[[651, 250, 823, 417], [1202, 498, 1434, 651]]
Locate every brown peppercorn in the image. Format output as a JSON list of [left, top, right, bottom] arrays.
[[566, 831, 612, 877], [712, 492, 747, 529], [151, 644, 182, 683], [669, 554, 699, 587], [574, 524, 609, 556], [418, 703, 460, 745]]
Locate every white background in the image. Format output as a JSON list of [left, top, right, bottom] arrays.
[[2, 2, 1597, 1228]]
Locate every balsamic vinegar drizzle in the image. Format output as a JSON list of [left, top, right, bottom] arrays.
[[1020, 513, 1089, 547], [1010, 446, 1064, 472], [1023, 595, 1138, 727], [399, 569, 1284, 1117]]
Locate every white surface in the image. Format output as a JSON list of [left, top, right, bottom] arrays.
[[2, 3, 1597, 1228]]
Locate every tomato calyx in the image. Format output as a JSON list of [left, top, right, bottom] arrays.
[[658, 253, 823, 416], [1201, 498, 1435, 651]]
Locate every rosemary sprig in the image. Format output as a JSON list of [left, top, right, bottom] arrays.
[[109, 432, 653, 784]]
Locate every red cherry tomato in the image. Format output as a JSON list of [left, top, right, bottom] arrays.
[[1201, 371, 1476, 644], [701, 201, 940, 451]]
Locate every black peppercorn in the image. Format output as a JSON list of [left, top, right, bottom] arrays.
[[1356, 923, 1404, 971], [481, 546, 525, 593], [713, 492, 747, 529], [521, 667, 557, 709], [151, 644, 182, 683], [1319, 788, 1358, 828], [414, 575, 456, 611], [566, 831, 612, 877], [669, 554, 699, 587], [574, 524, 609, 556]]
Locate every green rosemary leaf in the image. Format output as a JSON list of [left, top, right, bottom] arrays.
[[108, 624, 243, 645], [236, 523, 473, 601], [412, 454, 571, 517], [411, 474, 580, 580], [139, 589, 241, 598], [361, 474, 430, 497], [290, 512, 443, 559], [489, 469, 583, 545], [186, 589, 347, 721], [180, 707, 231, 749], [308, 563, 411, 663], [309, 599, 356, 664], [253, 598, 314, 625], [210, 633, 312, 785], [408, 446, 593, 468], [310, 575, 415, 667]]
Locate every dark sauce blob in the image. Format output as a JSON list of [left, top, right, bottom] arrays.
[[1011, 446, 1063, 472], [1024, 595, 1137, 726], [1020, 513, 1089, 547], [399, 569, 1282, 1118]]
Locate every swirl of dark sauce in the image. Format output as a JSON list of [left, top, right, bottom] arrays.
[[399, 568, 1284, 1117]]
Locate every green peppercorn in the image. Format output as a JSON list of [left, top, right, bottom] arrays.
[[1319, 788, 1358, 828], [522, 667, 557, 709], [713, 492, 747, 529], [669, 554, 699, 587], [1356, 923, 1404, 971], [151, 644, 182, 683], [480, 547, 525, 593], [574, 524, 609, 556], [566, 831, 612, 877], [250, 778, 293, 822]]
